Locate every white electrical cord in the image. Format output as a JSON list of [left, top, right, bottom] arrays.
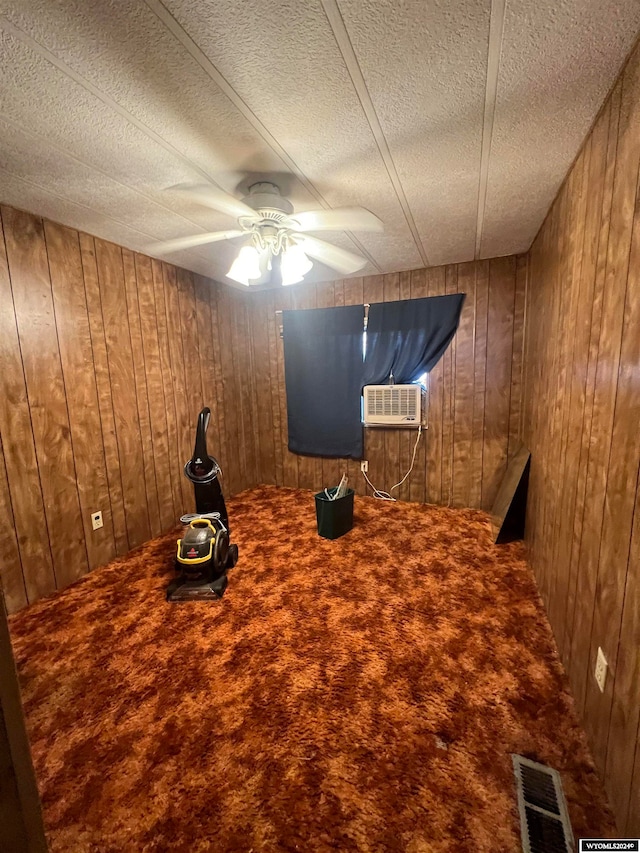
[[179, 512, 228, 533], [361, 426, 423, 501]]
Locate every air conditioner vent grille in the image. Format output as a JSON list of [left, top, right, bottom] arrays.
[[363, 385, 425, 427]]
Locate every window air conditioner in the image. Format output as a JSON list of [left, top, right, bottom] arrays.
[[362, 384, 426, 427]]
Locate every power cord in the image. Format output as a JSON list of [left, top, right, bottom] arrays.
[[179, 512, 228, 533], [361, 426, 423, 501]]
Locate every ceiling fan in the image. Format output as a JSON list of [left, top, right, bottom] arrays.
[[148, 181, 383, 286]]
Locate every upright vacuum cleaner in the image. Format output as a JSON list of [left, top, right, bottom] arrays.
[[166, 407, 238, 602]]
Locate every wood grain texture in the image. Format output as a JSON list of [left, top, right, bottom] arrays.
[[482, 256, 516, 511], [0, 205, 252, 614], [234, 294, 258, 490], [123, 249, 161, 539], [80, 232, 129, 556], [0, 436, 26, 613], [0, 588, 47, 853], [95, 238, 151, 549], [44, 221, 117, 570], [0, 218, 56, 606], [152, 258, 183, 521], [362, 275, 384, 498], [136, 255, 175, 532], [3, 207, 88, 590], [522, 39, 640, 835], [451, 263, 475, 508], [248, 259, 524, 511], [161, 263, 193, 513]]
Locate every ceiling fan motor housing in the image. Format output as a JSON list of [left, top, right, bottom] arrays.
[[242, 182, 294, 221]]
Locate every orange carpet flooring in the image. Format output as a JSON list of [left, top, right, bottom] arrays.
[[9, 486, 614, 852]]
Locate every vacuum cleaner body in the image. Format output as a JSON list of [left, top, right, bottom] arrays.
[[167, 407, 238, 602]]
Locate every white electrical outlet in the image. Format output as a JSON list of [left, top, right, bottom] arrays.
[[360, 460, 368, 473], [595, 647, 608, 693], [91, 511, 103, 531]]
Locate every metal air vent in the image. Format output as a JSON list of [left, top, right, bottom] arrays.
[[512, 755, 574, 853]]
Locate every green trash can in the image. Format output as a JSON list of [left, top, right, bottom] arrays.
[[314, 488, 355, 540]]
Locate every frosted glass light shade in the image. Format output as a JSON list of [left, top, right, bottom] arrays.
[[226, 245, 262, 285], [281, 244, 313, 286]]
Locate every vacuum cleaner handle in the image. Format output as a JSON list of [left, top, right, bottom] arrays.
[[191, 407, 214, 476]]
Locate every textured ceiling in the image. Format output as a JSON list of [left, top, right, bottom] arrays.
[[0, 0, 639, 288]]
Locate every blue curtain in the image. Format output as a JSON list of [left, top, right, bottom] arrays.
[[283, 304, 365, 458], [363, 294, 465, 385]]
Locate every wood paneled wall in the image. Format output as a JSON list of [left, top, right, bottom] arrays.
[[0, 588, 47, 852], [522, 39, 640, 835], [0, 205, 255, 615], [246, 258, 527, 511]]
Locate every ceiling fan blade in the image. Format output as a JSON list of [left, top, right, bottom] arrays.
[[170, 184, 258, 219], [297, 235, 368, 275], [147, 230, 245, 254], [291, 207, 383, 233]]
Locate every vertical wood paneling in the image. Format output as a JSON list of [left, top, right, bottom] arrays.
[[0, 438, 27, 612], [441, 265, 457, 506], [0, 214, 56, 604], [604, 427, 640, 829], [80, 233, 129, 555], [408, 269, 428, 505], [547, 154, 587, 641], [207, 283, 231, 495], [161, 263, 193, 512], [3, 207, 88, 589], [266, 291, 283, 486], [193, 274, 224, 485], [136, 255, 175, 531], [565, 93, 617, 670], [0, 589, 48, 853], [151, 259, 182, 521], [523, 40, 640, 835], [508, 255, 528, 459], [95, 239, 150, 549], [233, 294, 258, 489], [275, 287, 297, 489], [583, 50, 640, 772], [425, 265, 445, 504], [451, 263, 475, 508], [176, 268, 202, 429], [482, 256, 515, 511], [469, 260, 489, 509], [44, 221, 116, 568], [123, 249, 161, 539], [0, 205, 253, 614], [362, 275, 384, 497]]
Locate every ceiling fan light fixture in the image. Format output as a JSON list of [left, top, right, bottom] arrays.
[[226, 244, 263, 285], [281, 243, 313, 286], [156, 181, 379, 283]]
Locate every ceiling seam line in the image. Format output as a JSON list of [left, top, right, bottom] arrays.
[[0, 12, 381, 275], [319, 0, 431, 268], [0, 167, 221, 269], [0, 16, 236, 193], [144, 1, 327, 206], [0, 115, 244, 241], [144, 0, 383, 273], [474, 0, 506, 259]]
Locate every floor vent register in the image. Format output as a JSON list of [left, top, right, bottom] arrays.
[[512, 754, 574, 853]]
